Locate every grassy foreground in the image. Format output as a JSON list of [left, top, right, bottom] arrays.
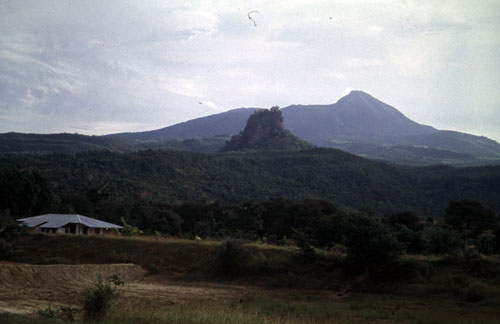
[[1, 292, 500, 324], [3, 233, 500, 323]]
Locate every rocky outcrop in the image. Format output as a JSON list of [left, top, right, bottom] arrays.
[[221, 107, 313, 152]]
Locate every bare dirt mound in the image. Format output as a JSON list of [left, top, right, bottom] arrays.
[[0, 262, 146, 314], [0, 262, 254, 315]]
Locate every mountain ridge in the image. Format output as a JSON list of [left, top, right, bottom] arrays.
[[1, 90, 500, 166], [108, 90, 500, 163]]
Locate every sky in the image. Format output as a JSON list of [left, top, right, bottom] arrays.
[[1, 0, 499, 141]]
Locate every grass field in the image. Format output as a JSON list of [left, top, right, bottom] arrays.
[[1, 292, 499, 324], [2, 233, 500, 323]]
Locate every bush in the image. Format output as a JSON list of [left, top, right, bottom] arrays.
[[476, 231, 496, 255], [292, 229, 316, 261], [343, 213, 403, 277], [82, 275, 123, 321], [215, 239, 250, 278], [120, 217, 143, 236], [0, 238, 13, 260], [423, 226, 463, 255], [38, 305, 79, 321], [464, 281, 486, 302], [38, 305, 60, 319]]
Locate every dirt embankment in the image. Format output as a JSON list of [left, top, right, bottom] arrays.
[[0, 262, 252, 315], [0, 262, 145, 314]]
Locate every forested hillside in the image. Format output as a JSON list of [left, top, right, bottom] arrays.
[[1, 148, 499, 219]]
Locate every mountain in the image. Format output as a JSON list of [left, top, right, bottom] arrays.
[[110, 91, 500, 165], [283, 90, 436, 144], [2, 91, 499, 165], [221, 107, 314, 152], [114, 108, 258, 141]]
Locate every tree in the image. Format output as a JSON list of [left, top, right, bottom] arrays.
[[476, 231, 496, 255], [0, 168, 60, 217], [385, 211, 423, 232], [423, 225, 463, 255], [343, 212, 403, 276], [445, 200, 496, 245], [120, 217, 142, 236]]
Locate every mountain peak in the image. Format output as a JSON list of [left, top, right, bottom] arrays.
[[221, 107, 313, 152], [338, 90, 378, 105], [348, 90, 370, 96]]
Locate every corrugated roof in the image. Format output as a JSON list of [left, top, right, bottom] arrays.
[[17, 214, 123, 229]]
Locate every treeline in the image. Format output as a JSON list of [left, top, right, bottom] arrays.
[[119, 198, 500, 257], [1, 168, 498, 261]]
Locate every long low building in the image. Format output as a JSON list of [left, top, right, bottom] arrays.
[[17, 214, 123, 235]]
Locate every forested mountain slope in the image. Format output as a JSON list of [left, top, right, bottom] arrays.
[[1, 148, 499, 217]]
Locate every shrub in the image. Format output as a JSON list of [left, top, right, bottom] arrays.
[[476, 231, 496, 255], [464, 281, 486, 302], [343, 213, 403, 277], [120, 217, 143, 236], [0, 238, 13, 260], [38, 305, 60, 319], [38, 305, 79, 321], [292, 229, 316, 261], [147, 263, 160, 275], [82, 275, 123, 321], [423, 226, 463, 255], [215, 239, 250, 278]]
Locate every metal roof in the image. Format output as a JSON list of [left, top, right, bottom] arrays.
[[17, 214, 123, 229]]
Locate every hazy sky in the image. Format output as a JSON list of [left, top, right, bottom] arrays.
[[1, 0, 499, 141]]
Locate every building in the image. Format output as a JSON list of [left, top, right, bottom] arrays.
[[17, 214, 123, 235]]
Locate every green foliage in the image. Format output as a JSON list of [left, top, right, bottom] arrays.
[[0, 238, 14, 260], [107, 274, 125, 287], [59, 306, 80, 321], [215, 239, 250, 278], [38, 305, 60, 319], [37, 305, 79, 321], [445, 200, 496, 242], [1, 149, 499, 219], [384, 211, 423, 231], [343, 212, 403, 276], [464, 281, 486, 302], [0, 168, 60, 217], [291, 229, 316, 260], [120, 217, 142, 236], [476, 231, 496, 255], [391, 224, 425, 254], [423, 226, 463, 255], [82, 275, 123, 321]]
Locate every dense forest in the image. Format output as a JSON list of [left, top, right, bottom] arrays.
[[1, 147, 499, 219], [1, 147, 500, 295], [1, 166, 499, 265]]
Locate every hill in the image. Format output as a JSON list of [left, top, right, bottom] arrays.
[[221, 107, 314, 152], [0, 132, 133, 154], [0, 132, 230, 155], [1, 148, 499, 217]]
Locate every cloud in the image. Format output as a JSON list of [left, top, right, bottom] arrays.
[[205, 101, 217, 108], [0, 0, 499, 141]]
